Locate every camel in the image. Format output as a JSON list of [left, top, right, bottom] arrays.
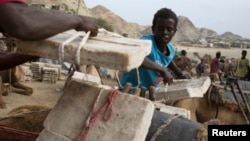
[[193, 52, 212, 65], [0, 36, 34, 109], [0, 65, 34, 109], [173, 94, 246, 124], [0, 77, 7, 108], [173, 79, 249, 124], [223, 57, 237, 77], [0, 66, 33, 95]]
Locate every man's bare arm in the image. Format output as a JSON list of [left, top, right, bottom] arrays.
[[0, 3, 98, 40], [0, 52, 38, 71]]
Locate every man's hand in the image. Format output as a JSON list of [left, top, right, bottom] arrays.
[[159, 68, 174, 84], [177, 72, 192, 79], [75, 15, 99, 37]]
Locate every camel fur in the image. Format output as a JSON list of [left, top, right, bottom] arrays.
[[0, 65, 33, 109], [0, 105, 51, 133], [173, 85, 248, 124], [0, 66, 33, 95]]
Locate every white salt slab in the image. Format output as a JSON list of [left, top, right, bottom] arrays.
[[16, 30, 151, 71], [37, 79, 154, 141]]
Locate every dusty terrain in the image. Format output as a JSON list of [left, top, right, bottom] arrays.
[[0, 46, 249, 117], [0, 77, 65, 116], [0, 73, 117, 117], [176, 45, 250, 60]]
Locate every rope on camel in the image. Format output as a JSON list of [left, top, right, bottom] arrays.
[[150, 115, 181, 141], [75, 89, 119, 141]]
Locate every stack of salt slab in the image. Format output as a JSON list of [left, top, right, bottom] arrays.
[[20, 63, 33, 82], [36, 78, 155, 141], [43, 63, 61, 80], [42, 63, 62, 83], [30, 62, 45, 81], [42, 67, 59, 84]]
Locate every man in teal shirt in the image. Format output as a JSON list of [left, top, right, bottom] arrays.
[[120, 8, 188, 91]]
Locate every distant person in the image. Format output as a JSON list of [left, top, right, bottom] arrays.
[[178, 50, 192, 71], [175, 49, 192, 77], [119, 7, 190, 91], [219, 57, 225, 72], [209, 52, 221, 81], [196, 58, 205, 77], [235, 50, 249, 80]]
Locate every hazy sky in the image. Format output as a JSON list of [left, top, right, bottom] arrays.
[[84, 0, 250, 39]]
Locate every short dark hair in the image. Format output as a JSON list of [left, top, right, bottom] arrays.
[[181, 50, 187, 56], [152, 8, 178, 31], [216, 52, 221, 58], [242, 50, 247, 54]]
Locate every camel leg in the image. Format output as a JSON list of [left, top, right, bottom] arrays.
[[0, 94, 6, 109], [9, 87, 26, 95], [11, 82, 33, 95], [0, 77, 6, 109]]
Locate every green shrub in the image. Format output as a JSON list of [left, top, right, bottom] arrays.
[[97, 18, 114, 32]]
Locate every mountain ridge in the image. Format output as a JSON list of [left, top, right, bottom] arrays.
[[25, 0, 250, 47], [88, 5, 248, 44]]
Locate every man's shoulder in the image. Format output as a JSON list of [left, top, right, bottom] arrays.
[[141, 35, 153, 40], [167, 42, 175, 47], [0, 0, 26, 5], [167, 43, 176, 50]]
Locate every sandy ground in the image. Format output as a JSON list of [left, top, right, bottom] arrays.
[[0, 78, 65, 116], [0, 46, 249, 117], [0, 73, 117, 116], [176, 45, 250, 60]]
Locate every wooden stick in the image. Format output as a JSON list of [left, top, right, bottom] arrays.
[[121, 83, 132, 93]]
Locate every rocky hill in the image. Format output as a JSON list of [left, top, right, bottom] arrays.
[[26, 0, 90, 16], [199, 28, 218, 38], [89, 5, 145, 38]]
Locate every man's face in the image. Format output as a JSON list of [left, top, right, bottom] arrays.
[[153, 18, 176, 46], [242, 51, 247, 57]]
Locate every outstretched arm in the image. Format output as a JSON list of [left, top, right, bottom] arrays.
[[0, 52, 38, 71], [140, 57, 174, 84], [168, 61, 190, 79], [0, 3, 98, 40]]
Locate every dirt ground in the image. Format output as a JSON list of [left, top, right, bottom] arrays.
[[0, 73, 118, 117], [176, 45, 250, 60], [0, 77, 65, 116]]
